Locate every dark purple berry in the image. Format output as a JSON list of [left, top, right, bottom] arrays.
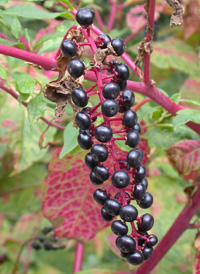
[[139, 178, 148, 190], [123, 110, 137, 128], [93, 189, 110, 205], [82, 107, 97, 122], [94, 125, 112, 143], [127, 251, 144, 265], [102, 82, 120, 99], [115, 63, 130, 81], [111, 38, 125, 56], [139, 213, 154, 231], [133, 183, 146, 200], [76, 8, 95, 26], [85, 153, 97, 169], [101, 99, 119, 117], [97, 33, 111, 49], [117, 235, 136, 253], [90, 171, 103, 185], [78, 133, 92, 150], [135, 165, 146, 181], [101, 207, 114, 222], [122, 89, 135, 107], [61, 39, 77, 57], [112, 170, 130, 189], [91, 144, 108, 162], [127, 148, 144, 168], [75, 111, 91, 129], [133, 123, 141, 134], [31, 242, 41, 250], [119, 205, 138, 222], [104, 199, 121, 216], [142, 246, 153, 261], [67, 59, 85, 78], [42, 227, 53, 235], [139, 192, 153, 209], [72, 88, 88, 107], [43, 241, 53, 250], [127, 130, 140, 148], [146, 235, 158, 247], [111, 220, 128, 236], [118, 80, 127, 90], [93, 165, 109, 181]]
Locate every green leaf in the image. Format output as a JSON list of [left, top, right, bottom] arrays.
[[59, 0, 74, 10], [170, 93, 181, 104], [0, 0, 8, 4], [59, 122, 79, 159], [0, 38, 25, 49], [172, 109, 200, 129], [12, 72, 37, 95], [38, 37, 63, 54], [76, 269, 115, 274], [0, 65, 9, 84], [0, 14, 21, 39], [180, 98, 200, 107], [27, 94, 47, 126], [59, 11, 75, 19]]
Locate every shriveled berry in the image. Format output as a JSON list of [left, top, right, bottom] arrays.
[[91, 144, 108, 162], [133, 123, 141, 134], [139, 178, 148, 190], [135, 165, 146, 181], [31, 242, 41, 250], [127, 130, 140, 148], [61, 39, 77, 57], [139, 213, 154, 231], [119, 205, 138, 222], [78, 133, 92, 150], [139, 192, 153, 209], [127, 251, 144, 265], [127, 149, 144, 168], [97, 33, 111, 49], [111, 38, 125, 56], [123, 110, 137, 128], [133, 183, 146, 200], [94, 125, 112, 143], [146, 235, 158, 247], [75, 111, 91, 129], [93, 165, 109, 181], [102, 82, 120, 99], [115, 63, 130, 81], [117, 235, 136, 253], [104, 199, 121, 216], [142, 246, 153, 261], [111, 220, 128, 236], [67, 59, 85, 78], [122, 89, 135, 107], [90, 171, 103, 185], [93, 189, 110, 205], [72, 88, 88, 107], [76, 8, 95, 26], [112, 170, 130, 189], [101, 207, 114, 222], [102, 99, 119, 117], [85, 153, 97, 170]]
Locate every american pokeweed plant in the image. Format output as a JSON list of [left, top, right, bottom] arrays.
[[0, 0, 200, 273]]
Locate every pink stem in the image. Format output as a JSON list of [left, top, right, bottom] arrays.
[[93, 9, 105, 30], [124, 25, 146, 44], [133, 98, 152, 112], [0, 33, 30, 51], [73, 242, 84, 273], [108, 3, 118, 31], [143, 0, 156, 86], [134, 185, 200, 274], [0, 84, 65, 130]]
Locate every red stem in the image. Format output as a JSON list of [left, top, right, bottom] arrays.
[[124, 25, 146, 44], [134, 186, 200, 274], [73, 242, 84, 273], [133, 98, 152, 112], [94, 8, 105, 30], [108, 3, 118, 31]]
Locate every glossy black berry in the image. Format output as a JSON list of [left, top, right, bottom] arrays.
[[101, 207, 114, 222], [97, 33, 111, 49], [112, 170, 130, 189], [61, 39, 77, 57], [116, 236, 122, 248], [101, 99, 119, 117], [31, 242, 41, 250], [102, 82, 120, 99], [122, 89, 135, 107], [78, 133, 92, 150], [104, 199, 121, 216], [135, 165, 146, 181], [93, 165, 109, 181], [117, 235, 136, 253], [115, 63, 130, 81], [42, 227, 53, 235], [133, 183, 146, 200], [119, 205, 138, 222], [139, 192, 153, 209], [94, 125, 112, 143], [133, 123, 141, 134], [127, 130, 140, 148], [139, 213, 154, 231], [91, 144, 108, 162], [82, 107, 97, 122], [67, 59, 85, 78], [93, 189, 110, 205], [111, 38, 125, 56], [75, 111, 91, 129], [90, 171, 103, 185], [85, 153, 97, 170], [111, 220, 128, 236], [123, 110, 137, 128], [76, 8, 95, 26], [146, 235, 158, 247], [127, 148, 144, 168], [142, 246, 153, 261], [139, 178, 148, 190], [118, 80, 127, 91], [72, 88, 88, 107], [127, 251, 144, 265], [43, 241, 53, 250]]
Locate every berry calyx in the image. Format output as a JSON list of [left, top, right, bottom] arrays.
[[76, 8, 95, 26], [61, 39, 77, 57], [67, 59, 85, 78]]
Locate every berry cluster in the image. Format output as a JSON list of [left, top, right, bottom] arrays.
[[31, 227, 67, 251], [59, 8, 157, 265]]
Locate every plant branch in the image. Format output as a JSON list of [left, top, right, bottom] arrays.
[[93, 8, 105, 30], [108, 3, 118, 31], [134, 186, 200, 274], [73, 242, 84, 273]]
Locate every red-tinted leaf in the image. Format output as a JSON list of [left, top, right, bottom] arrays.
[[180, 78, 200, 101], [167, 140, 200, 181], [42, 148, 110, 242]]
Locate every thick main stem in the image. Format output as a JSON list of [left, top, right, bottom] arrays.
[[73, 242, 84, 273], [134, 186, 200, 274]]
